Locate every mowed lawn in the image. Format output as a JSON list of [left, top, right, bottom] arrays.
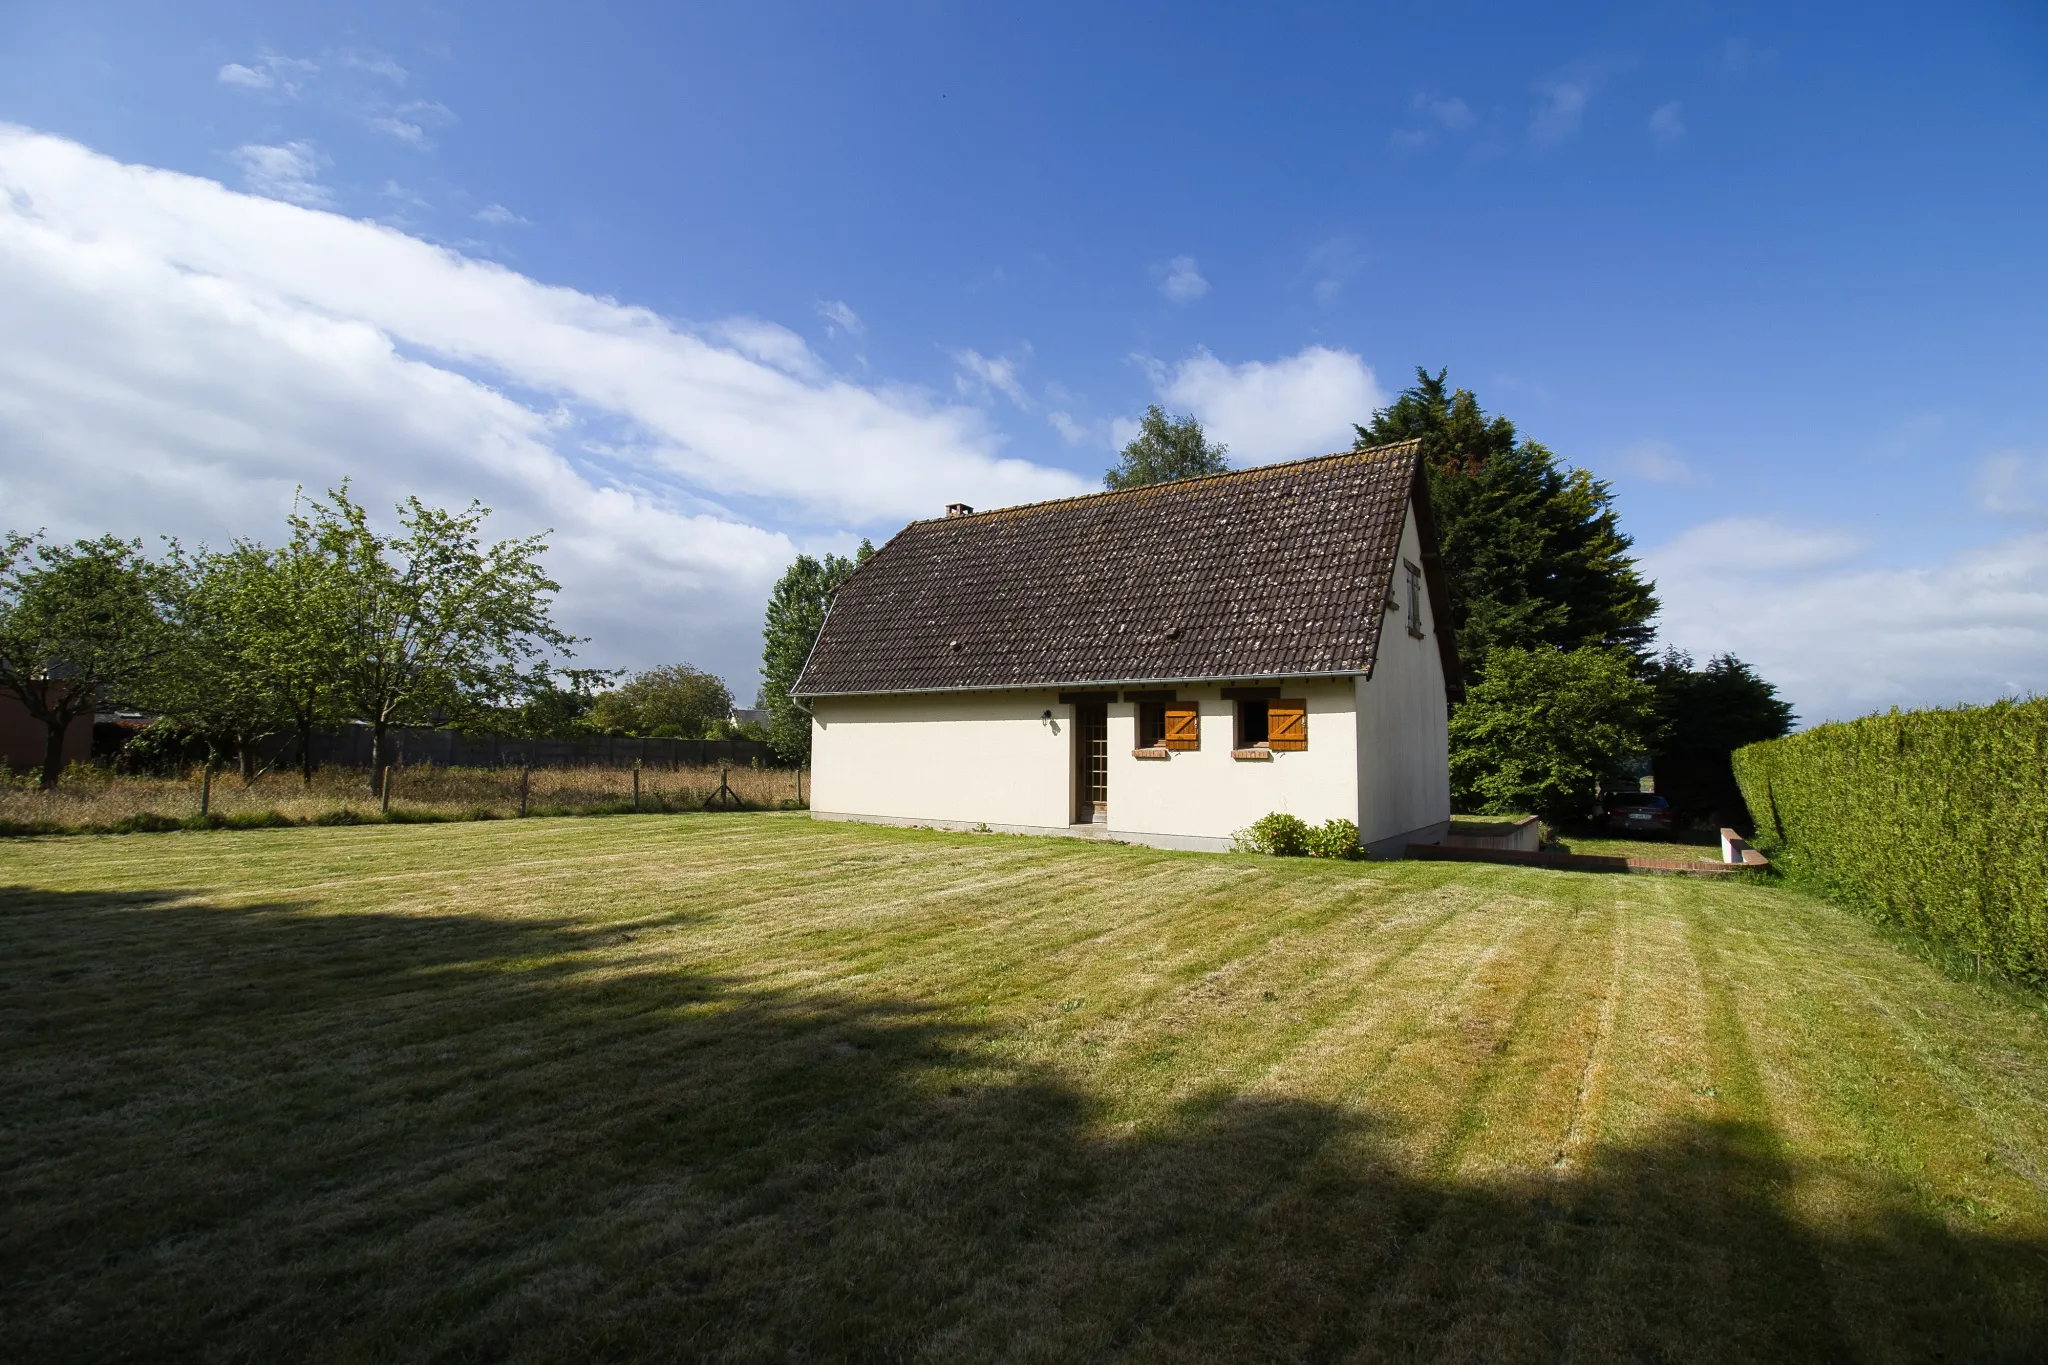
[[4, 817, 2046, 1362]]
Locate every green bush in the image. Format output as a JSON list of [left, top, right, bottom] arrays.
[[1733, 698, 2048, 982], [1235, 813, 1361, 859], [1304, 818, 1363, 860], [1236, 812, 1311, 856]]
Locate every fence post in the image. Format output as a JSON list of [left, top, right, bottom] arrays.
[[520, 759, 531, 818], [633, 761, 641, 811], [200, 763, 213, 817], [380, 764, 393, 814]]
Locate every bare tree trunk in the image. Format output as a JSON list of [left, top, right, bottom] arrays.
[[370, 720, 388, 796], [39, 716, 66, 791], [298, 712, 315, 787]]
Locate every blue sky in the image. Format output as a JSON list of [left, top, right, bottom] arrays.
[[1, 2, 2044, 719]]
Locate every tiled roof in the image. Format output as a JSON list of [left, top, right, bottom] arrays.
[[795, 440, 1461, 698]]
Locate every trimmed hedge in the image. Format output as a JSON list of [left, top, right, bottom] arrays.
[[1732, 698, 2048, 981]]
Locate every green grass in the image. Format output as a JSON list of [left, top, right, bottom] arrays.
[[3, 816, 2045, 1362]]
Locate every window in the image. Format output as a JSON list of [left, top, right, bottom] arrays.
[[1405, 560, 1424, 638], [1234, 698, 1306, 754], [1236, 699, 1270, 748], [1137, 701, 1167, 749]]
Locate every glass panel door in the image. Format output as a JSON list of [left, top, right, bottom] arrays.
[[1074, 702, 1108, 823]]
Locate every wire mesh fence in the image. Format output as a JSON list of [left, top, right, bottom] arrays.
[[0, 762, 807, 834]]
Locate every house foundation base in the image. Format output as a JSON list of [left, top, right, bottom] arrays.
[[811, 809, 1451, 860], [1364, 818, 1451, 860]]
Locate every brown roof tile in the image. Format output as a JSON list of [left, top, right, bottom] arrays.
[[795, 440, 1460, 697]]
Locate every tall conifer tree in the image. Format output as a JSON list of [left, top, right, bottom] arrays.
[[1356, 369, 1659, 671]]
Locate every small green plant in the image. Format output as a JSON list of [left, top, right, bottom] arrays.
[[1234, 812, 1310, 856], [1236, 813, 1363, 859], [1304, 818, 1363, 860]]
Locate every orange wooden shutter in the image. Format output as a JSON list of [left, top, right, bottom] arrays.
[[1163, 705, 1200, 751], [1267, 700, 1307, 751]]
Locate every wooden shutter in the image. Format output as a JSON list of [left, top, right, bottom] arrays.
[[1267, 700, 1307, 751], [1163, 705, 1200, 751]]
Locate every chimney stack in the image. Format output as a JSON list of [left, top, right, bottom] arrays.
[[945, 503, 974, 518]]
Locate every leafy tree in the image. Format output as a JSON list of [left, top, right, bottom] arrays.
[[1355, 370, 1659, 668], [477, 668, 615, 743], [254, 510, 359, 785], [1104, 405, 1229, 489], [760, 542, 873, 763], [295, 486, 577, 795], [1448, 646, 1656, 826], [0, 533, 169, 789], [589, 664, 734, 738], [149, 543, 294, 782], [1648, 650, 1796, 828]]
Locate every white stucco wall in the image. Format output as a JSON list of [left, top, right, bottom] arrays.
[[1354, 503, 1452, 853], [809, 679, 1361, 851], [808, 689, 1071, 830], [1106, 679, 1358, 846]]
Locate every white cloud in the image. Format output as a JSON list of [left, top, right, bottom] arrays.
[[1305, 235, 1365, 307], [1650, 101, 1686, 146], [0, 126, 1089, 689], [1976, 451, 2048, 514], [1646, 517, 2048, 722], [215, 50, 317, 100], [366, 100, 454, 150], [1047, 410, 1087, 444], [815, 298, 865, 340], [1617, 441, 1700, 485], [1145, 345, 1383, 464], [1532, 78, 1593, 145], [952, 348, 1030, 409], [230, 141, 331, 206], [366, 116, 429, 148], [217, 63, 272, 90], [339, 50, 408, 83], [1413, 93, 1475, 130], [474, 203, 526, 226], [1154, 255, 1209, 304]]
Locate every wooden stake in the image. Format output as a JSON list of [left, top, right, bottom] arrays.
[[200, 764, 213, 817], [520, 761, 531, 818], [633, 762, 641, 810]]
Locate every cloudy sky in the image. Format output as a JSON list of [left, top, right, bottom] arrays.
[[1, 2, 2044, 721]]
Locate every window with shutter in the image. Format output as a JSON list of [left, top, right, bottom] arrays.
[[1163, 705, 1200, 750], [1267, 700, 1307, 751]]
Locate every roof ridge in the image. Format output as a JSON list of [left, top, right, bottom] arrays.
[[914, 438, 1421, 525]]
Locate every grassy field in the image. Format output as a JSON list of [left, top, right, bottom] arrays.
[[3, 816, 2045, 1362]]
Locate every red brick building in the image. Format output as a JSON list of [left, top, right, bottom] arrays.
[[0, 690, 93, 777]]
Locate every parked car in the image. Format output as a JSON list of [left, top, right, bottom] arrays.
[[1602, 790, 1676, 836]]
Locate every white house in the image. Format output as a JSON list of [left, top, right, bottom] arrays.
[[794, 440, 1461, 857]]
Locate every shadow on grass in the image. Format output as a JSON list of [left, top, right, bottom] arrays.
[[2, 885, 2043, 1362]]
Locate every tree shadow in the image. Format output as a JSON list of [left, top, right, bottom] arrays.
[[1, 885, 2043, 1363]]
